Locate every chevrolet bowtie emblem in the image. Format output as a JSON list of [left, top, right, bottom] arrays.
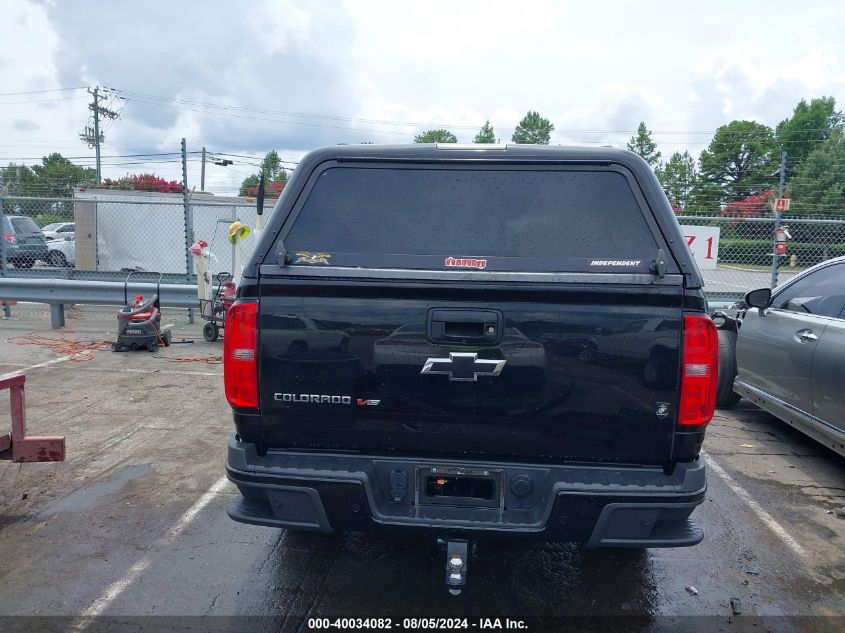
[[420, 352, 506, 382]]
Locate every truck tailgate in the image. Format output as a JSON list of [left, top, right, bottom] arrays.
[[258, 280, 682, 465]]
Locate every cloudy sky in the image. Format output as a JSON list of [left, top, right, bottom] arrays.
[[2, 0, 845, 194]]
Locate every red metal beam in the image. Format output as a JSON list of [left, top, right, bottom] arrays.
[[0, 371, 65, 462]]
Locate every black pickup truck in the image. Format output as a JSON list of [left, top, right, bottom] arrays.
[[224, 144, 717, 593]]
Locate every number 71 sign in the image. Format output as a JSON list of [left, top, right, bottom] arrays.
[[683, 225, 720, 270]]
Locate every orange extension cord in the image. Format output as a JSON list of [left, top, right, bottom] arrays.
[[11, 331, 112, 362], [11, 331, 223, 365]]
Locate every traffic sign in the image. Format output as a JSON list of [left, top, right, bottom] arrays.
[[774, 198, 790, 212]]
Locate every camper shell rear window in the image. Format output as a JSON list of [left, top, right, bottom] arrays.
[[279, 164, 671, 274]]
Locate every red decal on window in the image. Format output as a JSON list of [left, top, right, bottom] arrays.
[[444, 257, 487, 270]]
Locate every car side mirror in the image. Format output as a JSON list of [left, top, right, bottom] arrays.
[[744, 287, 772, 310]]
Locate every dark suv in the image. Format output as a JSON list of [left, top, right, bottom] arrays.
[[223, 144, 717, 593], [2, 215, 48, 268]]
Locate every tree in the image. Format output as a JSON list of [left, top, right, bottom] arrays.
[[413, 129, 457, 144], [473, 120, 496, 144], [242, 180, 285, 198], [657, 151, 696, 209], [26, 153, 96, 198], [776, 97, 844, 168], [0, 154, 94, 220], [696, 120, 779, 207], [511, 111, 554, 144], [259, 150, 288, 182], [1, 154, 95, 198], [96, 173, 184, 193], [0, 163, 37, 196], [239, 150, 289, 197], [686, 178, 726, 215], [627, 121, 661, 168], [720, 191, 774, 219], [788, 129, 845, 215]]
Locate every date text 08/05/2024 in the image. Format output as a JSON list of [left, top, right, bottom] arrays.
[[307, 617, 528, 630]]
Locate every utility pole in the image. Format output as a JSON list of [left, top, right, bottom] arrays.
[[181, 139, 195, 283], [79, 87, 119, 184], [200, 147, 207, 192], [181, 138, 189, 198], [182, 137, 193, 264], [770, 151, 788, 289], [92, 88, 101, 184], [182, 138, 195, 322]]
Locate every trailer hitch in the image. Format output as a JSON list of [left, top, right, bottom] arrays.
[[444, 539, 469, 596]]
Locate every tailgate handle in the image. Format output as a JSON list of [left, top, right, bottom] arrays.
[[427, 309, 503, 345]]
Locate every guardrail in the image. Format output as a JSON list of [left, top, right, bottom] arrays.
[[0, 273, 741, 330], [0, 277, 199, 328]]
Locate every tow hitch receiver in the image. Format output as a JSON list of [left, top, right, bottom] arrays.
[[445, 540, 469, 596]]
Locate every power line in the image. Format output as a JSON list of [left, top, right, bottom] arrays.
[[115, 94, 845, 149], [0, 96, 91, 105], [118, 93, 416, 136], [212, 152, 299, 165], [2, 85, 841, 152], [109, 86, 845, 138], [113, 88, 484, 130], [0, 152, 195, 161], [0, 86, 87, 97]]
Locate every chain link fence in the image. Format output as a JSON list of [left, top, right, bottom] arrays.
[[0, 191, 270, 284], [676, 214, 845, 301], [2, 193, 844, 307]]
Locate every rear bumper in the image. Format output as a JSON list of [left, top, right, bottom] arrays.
[[225, 436, 706, 547], [7, 244, 48, 258]]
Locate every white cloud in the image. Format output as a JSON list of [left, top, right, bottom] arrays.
[[1, 0, 844, 192], [253, 0, 313, 56]]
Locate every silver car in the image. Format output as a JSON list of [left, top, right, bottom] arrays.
[[723, 257, 845, 457]]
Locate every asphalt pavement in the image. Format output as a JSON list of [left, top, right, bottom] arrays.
[[0, 312, 842, 633]]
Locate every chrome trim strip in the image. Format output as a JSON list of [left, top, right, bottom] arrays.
[[259, 264, 684, 285], [734, 380, 845, 437]]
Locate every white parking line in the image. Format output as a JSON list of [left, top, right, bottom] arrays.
[[702, 452, 806, 558], [72, 476, 231, 628], [20, 355, 72, 372], [82, 365, 222, 377], [2, 360, 220, 377]]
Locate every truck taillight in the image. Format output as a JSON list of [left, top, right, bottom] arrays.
[[3, 233, 16, 244], [224, 300, 258, 409], [679, 314, 719, 427]]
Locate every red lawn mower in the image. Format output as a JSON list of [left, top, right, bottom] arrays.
[[112, 271, 172, 352]]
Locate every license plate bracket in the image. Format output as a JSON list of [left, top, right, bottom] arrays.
[[416, 465, 503, 509]]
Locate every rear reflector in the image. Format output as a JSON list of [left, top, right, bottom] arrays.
[[224, 300, 258, 409], [679, 315, 719, 427]]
